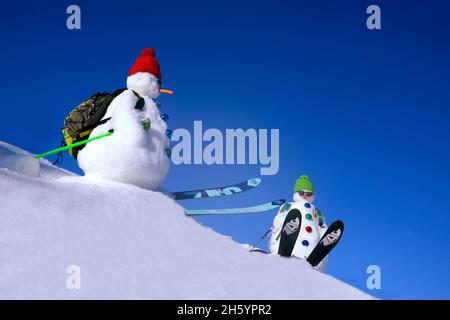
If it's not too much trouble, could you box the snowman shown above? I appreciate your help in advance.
[77,48,172,190]
[269,175,329,271]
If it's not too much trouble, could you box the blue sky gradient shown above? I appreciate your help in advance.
[1,0,449,299]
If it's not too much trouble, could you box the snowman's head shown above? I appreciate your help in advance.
[127,48,173,99]
[293,190,316,203]
[293,175,315,203]
[127,72,162,99]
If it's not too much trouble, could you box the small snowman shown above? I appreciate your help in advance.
[78,48,172,190]
[269,175,329,271]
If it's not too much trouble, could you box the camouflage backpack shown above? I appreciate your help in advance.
[62,89,144,158]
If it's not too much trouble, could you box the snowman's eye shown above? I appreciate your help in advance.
[150,76,163,88]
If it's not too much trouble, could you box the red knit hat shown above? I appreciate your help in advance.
[128,48,162,80]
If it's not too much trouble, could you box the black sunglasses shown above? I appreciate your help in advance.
[299,191,314,197]
[150,76,163,88]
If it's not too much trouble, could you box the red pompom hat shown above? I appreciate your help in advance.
[128,48,162,80]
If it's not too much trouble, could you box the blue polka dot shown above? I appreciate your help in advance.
[304,203,311,208]
[302,240,309,246]
[161,114,169,122]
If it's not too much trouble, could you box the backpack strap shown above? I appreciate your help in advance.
[81,117,112,133]
[132,90,145,110]
[315,208,325,227]
[279,202,291,213]
[111,88,126,98]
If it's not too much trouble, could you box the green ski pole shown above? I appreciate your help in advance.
[34,131,114,159]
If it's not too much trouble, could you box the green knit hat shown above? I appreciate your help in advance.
[294,175,314,193]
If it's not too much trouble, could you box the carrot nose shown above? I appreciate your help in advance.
[160,89,174,95]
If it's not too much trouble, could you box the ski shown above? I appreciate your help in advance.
[306,220,344,267]
[185,199,286,216]
[171,177,262,201]
[278,209,302,257]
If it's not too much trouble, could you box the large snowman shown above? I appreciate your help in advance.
[77,48,171,190]
[269,175,329,271]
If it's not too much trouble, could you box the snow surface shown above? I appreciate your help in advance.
[0,141,372,299]
[0,141,74,180]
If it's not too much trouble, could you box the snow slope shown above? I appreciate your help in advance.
[0,141,372,299]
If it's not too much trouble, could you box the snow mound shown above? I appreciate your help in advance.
[0,141,74,179]
[0,141,372,299]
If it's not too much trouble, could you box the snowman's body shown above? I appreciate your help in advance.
[269,197,329,271]
[77,72,170,190]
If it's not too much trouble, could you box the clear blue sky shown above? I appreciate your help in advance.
[1,0,449,299]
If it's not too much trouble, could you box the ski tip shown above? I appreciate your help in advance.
[336,220,345,233]
[331,220,345,229]
[271,199,286,206]
[247,177,262,187]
